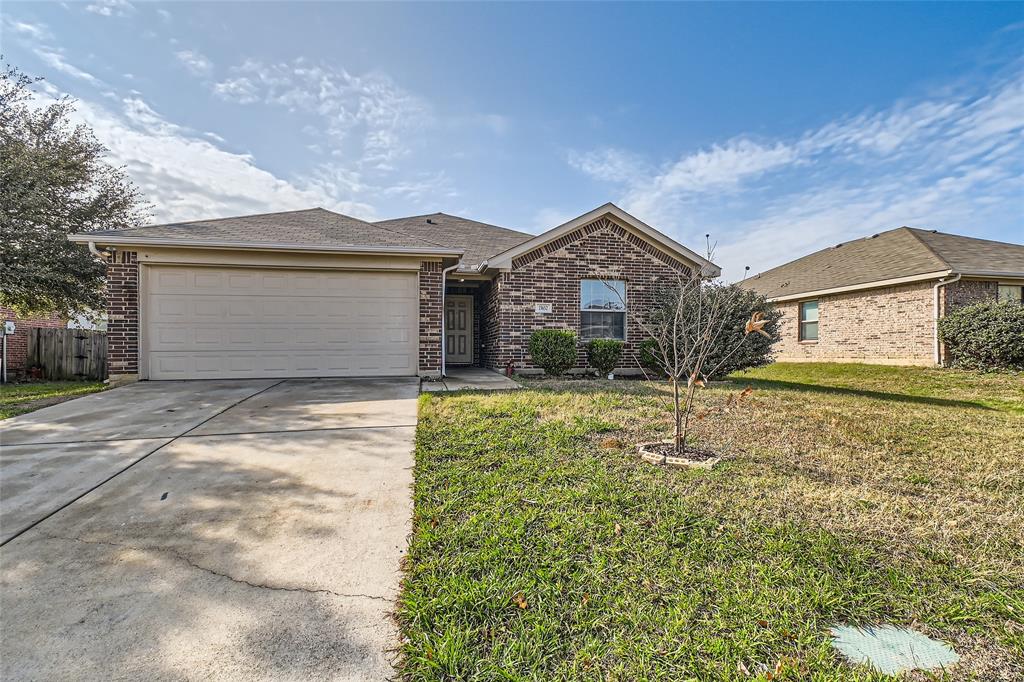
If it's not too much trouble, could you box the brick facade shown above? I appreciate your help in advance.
[771,278,1002,366]
[481,216,692,373]
[106,251,140,379]
[418,260,443,377]
[0,306,65,379]
[90,219,709,380]
[943,279,998,312]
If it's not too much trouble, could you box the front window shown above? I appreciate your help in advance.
[580,279,626,340]
[998,284,1023,304]
[799,300,819,341]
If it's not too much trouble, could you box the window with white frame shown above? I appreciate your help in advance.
[998,284,1023,304]
[799,300,819,341]
[580,279,626,340]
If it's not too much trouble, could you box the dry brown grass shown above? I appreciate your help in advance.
[404,363,1022,680]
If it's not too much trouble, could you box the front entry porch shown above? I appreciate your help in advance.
[444,278,490,370]
[421,366,521,393]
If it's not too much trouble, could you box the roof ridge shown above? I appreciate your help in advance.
[905,226,1024,250]
[375,212,532,238]
[899,226,953,270]
[137,207,333,231]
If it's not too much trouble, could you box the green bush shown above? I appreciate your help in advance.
[586,339,624,376]
[710,286,782,378]
[637,338,666,376]
[528,329,578,376]
[938,302,1024,371]
[637,285,781,379]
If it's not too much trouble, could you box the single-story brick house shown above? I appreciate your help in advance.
[69,203,717,382]
[741,227,1024,366]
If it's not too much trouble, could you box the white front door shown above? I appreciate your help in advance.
[445,295,473,365]
[143,265,418,379]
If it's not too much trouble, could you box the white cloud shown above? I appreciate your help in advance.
[567,148,647,183]
[174,50,213,77]
[156,8,172,22]
[6,19,49,40]
[63,92,375,223]
[212,76,259,104]
[35,48,103,86]
[211,59,428,172]
[3,17,104,87]
[568,65,1024,281]
[85,0,134,17]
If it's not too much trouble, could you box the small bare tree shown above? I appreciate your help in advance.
[634,272,768,454]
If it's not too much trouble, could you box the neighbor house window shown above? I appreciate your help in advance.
[998,284,1023,304]
[580,279,626,340]
[799,300,818,341]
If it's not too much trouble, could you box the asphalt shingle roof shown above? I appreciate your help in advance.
[83,208,455,251]
[373,212,532,267]
[84,208,535,264]
[742,227,1024,299]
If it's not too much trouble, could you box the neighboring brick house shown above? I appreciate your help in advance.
[70,203,716,382]
[741,227,1024,366]
[1,306,65,379]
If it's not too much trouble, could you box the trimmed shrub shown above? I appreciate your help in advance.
[637,338,666,376]
[938,302,1024,371]
[708,286,782,378]
[636,285,781,379]
[528,329,578,376]
[586,339,624,377]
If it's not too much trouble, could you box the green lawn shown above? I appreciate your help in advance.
[0,381,107,419]
[401,363,1023,681]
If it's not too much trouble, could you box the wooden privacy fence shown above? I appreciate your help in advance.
[27,328,108,380]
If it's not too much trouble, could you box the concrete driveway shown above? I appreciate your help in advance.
[0,378,418,680]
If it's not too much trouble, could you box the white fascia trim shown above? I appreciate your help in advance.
[766,270,953,302]
[486,202,721,276]
[69,234,463,258]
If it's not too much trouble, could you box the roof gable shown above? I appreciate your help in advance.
[486,203,720,275]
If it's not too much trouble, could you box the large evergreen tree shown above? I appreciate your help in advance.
[0,63,148,317]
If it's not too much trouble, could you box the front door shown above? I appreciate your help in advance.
[445,295,473,364]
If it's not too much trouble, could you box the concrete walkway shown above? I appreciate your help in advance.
[1,378,418,680]
[421,366,522,393]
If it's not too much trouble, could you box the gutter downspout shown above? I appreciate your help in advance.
[933,272,960,366]
[87,241,112,260]
[439,262,461,378]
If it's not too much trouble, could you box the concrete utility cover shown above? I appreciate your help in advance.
[831,624,959,675]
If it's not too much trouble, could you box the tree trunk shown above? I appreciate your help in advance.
[678,381,697,454]
[672,377,682,452]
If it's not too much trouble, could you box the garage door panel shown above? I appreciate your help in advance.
[145,266,418,379]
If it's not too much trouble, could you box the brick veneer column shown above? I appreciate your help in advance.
[106,251,140,381]
[418,260,443,377]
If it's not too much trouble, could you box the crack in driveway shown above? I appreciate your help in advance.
[44,533,395,603]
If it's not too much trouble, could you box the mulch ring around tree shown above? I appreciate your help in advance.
[637,441,722,469]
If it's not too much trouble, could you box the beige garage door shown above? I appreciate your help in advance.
[144,265,418,380]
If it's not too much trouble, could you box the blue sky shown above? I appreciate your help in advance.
[3,1,1022,278]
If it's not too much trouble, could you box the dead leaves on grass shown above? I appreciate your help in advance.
[696,385,754,421]
[745,311,771,338]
